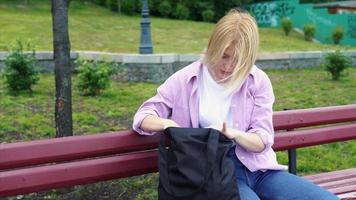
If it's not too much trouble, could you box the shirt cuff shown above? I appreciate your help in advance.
[132,109,159,136]
[247,128,273,153]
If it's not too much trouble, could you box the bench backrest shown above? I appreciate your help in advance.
[1,104,356,197]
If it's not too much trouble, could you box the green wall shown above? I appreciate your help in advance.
[247,0,356,46]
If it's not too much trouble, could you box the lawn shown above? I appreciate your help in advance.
[1,1,356,199]
[1,67,355,199]
[0,0,355,53]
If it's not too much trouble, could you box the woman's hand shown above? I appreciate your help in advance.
[210,122,265,153]
[209,122,240,139]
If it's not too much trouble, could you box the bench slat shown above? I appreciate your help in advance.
[338,191,356,199]
[305,168,356,183]
[273,104,356,130]
[329,185,356,195]
[304,169,356,196]
[273,124,356,151]
[2,123,355,170]
[0,150,158,197]
[318,177,356,189]
[0,131,160,170]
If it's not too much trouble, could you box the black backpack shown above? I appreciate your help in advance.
[158,127,240,200]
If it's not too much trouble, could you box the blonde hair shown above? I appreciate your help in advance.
[203,9,259,94]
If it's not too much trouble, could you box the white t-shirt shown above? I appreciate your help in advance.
[198,66,233,128]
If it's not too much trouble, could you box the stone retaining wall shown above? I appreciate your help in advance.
[0,51,355,82]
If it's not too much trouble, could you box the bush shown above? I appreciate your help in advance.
[94,0,106,6]
[76,60,116,96]
[106,0,118,12]
[121,0,138,15]
[3,40,39,93]
[332,26,344,45]
[281,18,293,36]
[135,0,143,13]
[148,0,162,16]
[158,1,172,18]
[322,50,352,80]
[202,9,215,22]
[303,24,316,41]
[174,3,190,20]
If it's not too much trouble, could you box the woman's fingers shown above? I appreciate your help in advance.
[222,122,227,133]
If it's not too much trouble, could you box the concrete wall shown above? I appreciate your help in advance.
[0,51,355,83]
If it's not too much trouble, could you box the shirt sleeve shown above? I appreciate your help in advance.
[247,72,275,153]
[132,76,176,135]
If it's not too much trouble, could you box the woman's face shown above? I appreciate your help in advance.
[210,44,235,82]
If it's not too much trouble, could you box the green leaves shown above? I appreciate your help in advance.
[281,18,293,36]
[76,59,117,96]
[3,40,39,93]
[322,50,352,80]
[332,26,344,45]
[303,23,316,42]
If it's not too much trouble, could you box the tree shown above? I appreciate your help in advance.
[51,0,73,137]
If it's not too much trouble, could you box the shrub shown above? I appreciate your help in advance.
[281,18,293,36]
[148,0,162,16]
[121,0,137,15]
[3,40,39,93]
[322,50,352,80]
[174,3,190,20]
[135,0,142,13]
[303,24,316,41]
[107,0,118,12]
[76,60,116,96]
[158,1,172,18]
[202,9,215,22]
[94,0,106,6]
[332,26,344,45]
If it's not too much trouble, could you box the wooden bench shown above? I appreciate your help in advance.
[1,104,356,199]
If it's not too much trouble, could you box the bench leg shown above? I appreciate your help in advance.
[288,149,297,175]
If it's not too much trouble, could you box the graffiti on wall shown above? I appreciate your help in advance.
[347,15,356,39]
[248,2,295,27]
[306,9,336,27]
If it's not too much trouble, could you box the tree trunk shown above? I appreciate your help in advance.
[51,0,73,137]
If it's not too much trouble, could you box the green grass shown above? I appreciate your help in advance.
[1,68,356,168]
[1,67,356,199]
[0,74,158,142]
[0,1,354,53]
[269,67,356,174]
[1,1,356,199]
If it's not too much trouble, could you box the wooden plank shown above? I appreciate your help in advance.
[329,185,356,195]
[305,168,356,184]
[318,177,356,189]
[0,131,160,170]
[305,168,356,196]
[273,124,356,151]
[2,123,355,170]
[0,150,159,197]
[273,104,356,130]
[338,191,356,200]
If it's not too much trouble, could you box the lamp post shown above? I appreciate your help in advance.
[139,0,153,54]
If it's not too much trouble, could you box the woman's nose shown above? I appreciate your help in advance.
[221,63,231,71]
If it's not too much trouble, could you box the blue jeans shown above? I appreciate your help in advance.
[228,148,339,200]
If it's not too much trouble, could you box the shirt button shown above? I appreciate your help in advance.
[235,123,239,127]
[231,104,236,108]
[241,156,245,160]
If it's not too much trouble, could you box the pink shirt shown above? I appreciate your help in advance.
[133,60,286,172]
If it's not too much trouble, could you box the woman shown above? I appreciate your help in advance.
[133,9,338,200]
